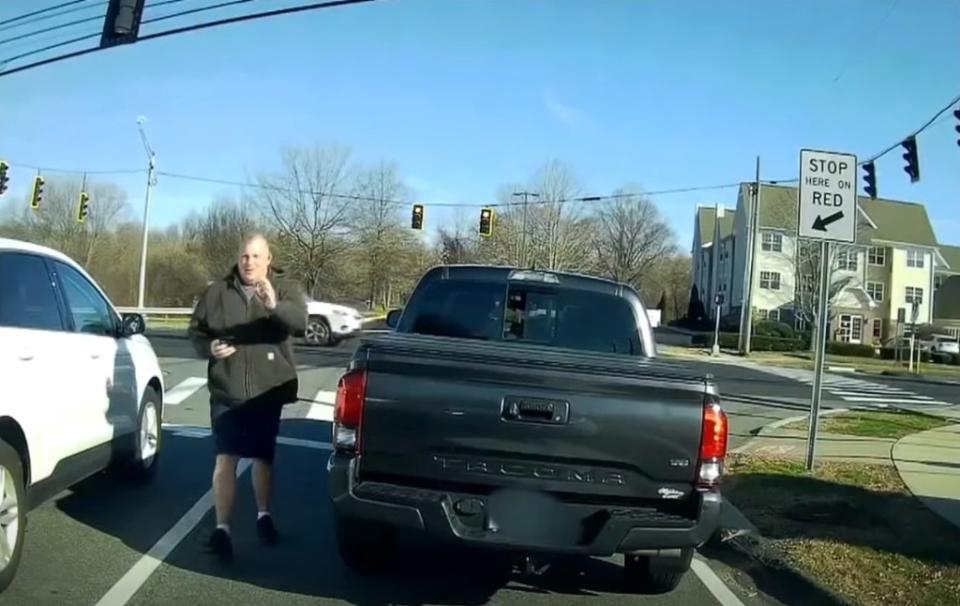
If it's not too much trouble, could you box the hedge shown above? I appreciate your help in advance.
[825,342,876,357]
[753,320,796,339]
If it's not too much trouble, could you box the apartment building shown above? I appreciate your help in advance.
[933,245,960,339]
[691,183,949,344]
[690,204,735,316]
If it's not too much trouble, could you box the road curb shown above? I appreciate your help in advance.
[718,533,855,606]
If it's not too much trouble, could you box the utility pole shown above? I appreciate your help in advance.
[512,191,539,267]
[739,157,761,354]
[136,116,157,310]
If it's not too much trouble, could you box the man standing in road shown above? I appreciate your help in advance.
[188,232,307,559]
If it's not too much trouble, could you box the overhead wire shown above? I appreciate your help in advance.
[0,0,100,27]
[0,0,382,77]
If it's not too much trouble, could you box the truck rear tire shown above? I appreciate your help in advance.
[334,514,395,573]
[624,547,693,593]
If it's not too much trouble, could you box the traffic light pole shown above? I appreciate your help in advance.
[739,157,761,354]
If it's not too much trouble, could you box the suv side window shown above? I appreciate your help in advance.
[54,262,117,337]
[0,252,64,331]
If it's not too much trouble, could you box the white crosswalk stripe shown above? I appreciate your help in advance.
[756,366,951,407]
[306,389,336,422]
[163,377,207,405]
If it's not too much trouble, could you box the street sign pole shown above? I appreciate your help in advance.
[712,294,723,356]
[806,240,831,470]
[797,148,857,471]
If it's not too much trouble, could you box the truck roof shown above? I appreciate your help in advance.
[426,264,634,298]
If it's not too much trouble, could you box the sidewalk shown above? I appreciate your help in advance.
[735,412,960,532]
[892,423,960,531]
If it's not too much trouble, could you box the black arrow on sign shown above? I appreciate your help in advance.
[812,210,844,232]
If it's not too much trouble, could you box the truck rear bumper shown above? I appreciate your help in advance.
[328,454,721,557]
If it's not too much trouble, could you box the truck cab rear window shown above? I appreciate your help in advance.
[399,279,643,356]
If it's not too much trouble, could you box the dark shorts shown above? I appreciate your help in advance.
[211,382,297,463]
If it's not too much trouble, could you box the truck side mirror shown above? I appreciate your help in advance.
[386,309,402,329]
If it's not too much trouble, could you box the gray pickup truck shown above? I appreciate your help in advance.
[327,265,727,592]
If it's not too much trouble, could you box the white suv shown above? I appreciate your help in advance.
[0,238,164,592]
[303,299,363,346]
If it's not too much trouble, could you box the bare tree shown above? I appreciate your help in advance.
[352,161,411,307]
[525,161,594,271]
[250,146,355,298]
[182,195,256,277]
[593,189,676,286]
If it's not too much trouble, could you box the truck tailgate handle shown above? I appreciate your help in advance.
[502,397,569,425]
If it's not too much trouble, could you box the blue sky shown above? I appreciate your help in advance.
[1,0,959,249]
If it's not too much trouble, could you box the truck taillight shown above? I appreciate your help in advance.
[697,394,728,488]
[333,370,366,453]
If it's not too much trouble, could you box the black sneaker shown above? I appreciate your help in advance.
[206,528,234,560]
[257,515,280,546]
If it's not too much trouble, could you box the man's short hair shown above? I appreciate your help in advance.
[240,231,271,253]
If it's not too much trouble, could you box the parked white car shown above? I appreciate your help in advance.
[0,238,164,592]
[302,299,364,346]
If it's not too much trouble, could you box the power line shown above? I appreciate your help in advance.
[0,1,106,35]
[0,0,99,28]
[7,161,145,176]
[0,31,101,66]
[862,91,960,164]
[156,170,744,208]
[143,0,258,27]
[0,13,104,47]
[0,0,383,77]
[136,0,381,43]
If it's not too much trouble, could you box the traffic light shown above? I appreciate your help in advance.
[77,192,90,223]
[100,0,146,48]
[411,204,424,230]
[30,176,44,209]
[954,106,960,146]
[901,135,920,183]
[478,208,494,237]
[0,161,8,196]
[861,161,877,199]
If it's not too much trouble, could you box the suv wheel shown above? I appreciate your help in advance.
[0,440,25,592]
[116,387,162,483]
[304,317,333,347]
[624,547,693,593]
[334,513,395,573]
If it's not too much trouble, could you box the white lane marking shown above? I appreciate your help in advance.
[94,459,252,606]
[691,556,746,606]
[307,389,336,421]
[162,424,333,451]
[839,396,949,404]
[278,436,332,450]
[831,390,926,398]
[163,377,207,405]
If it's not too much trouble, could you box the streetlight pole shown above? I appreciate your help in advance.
[136,117,157,310]
[512,191,539,267]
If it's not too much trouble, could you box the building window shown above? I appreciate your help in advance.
[795,316,808,332]
[760,271,781,290]
[907,249,925,268]
[946,327,960,341]
[873,319,882,339]
[868,247,886,266]
[905,286,924,305]
[767,309,780,322]
[799,274,815,293]
[866,281,885,303]
[761,232,783,252]
[836,250,858,271]
[838,314,863,343]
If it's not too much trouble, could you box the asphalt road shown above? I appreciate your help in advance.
[6,331,871,606]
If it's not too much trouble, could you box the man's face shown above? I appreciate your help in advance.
[238,237,271,284]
